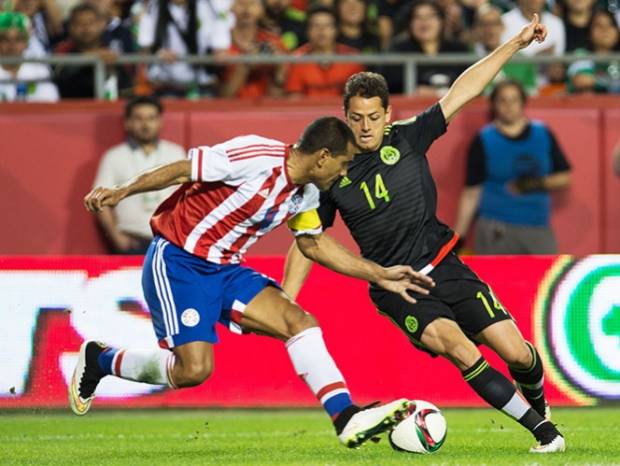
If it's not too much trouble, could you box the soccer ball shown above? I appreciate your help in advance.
[388,400,447,454]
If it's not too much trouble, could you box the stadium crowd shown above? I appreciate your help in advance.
[0,0,619,100]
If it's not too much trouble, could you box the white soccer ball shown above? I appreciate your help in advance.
[388,400,447,454]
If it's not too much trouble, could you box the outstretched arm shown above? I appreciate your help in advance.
[439,14,547,123]
[84,160,191,213]
[295,233,435,304]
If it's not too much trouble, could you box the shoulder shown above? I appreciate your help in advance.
[220,134,286,150]
[102,142,132,160]
[542,12,565,28]
[293,43,312,56]
[18,63,51,80]
[159,140,186,156]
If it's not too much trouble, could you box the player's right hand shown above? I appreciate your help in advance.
[377,265,435,305]
[83,187,124,213]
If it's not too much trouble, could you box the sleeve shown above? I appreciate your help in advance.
[548,129,571,173]
[316,191,337,229]
[93,150,120,188]
[287,185,323,236]
[392,103,447,155]
[465,134,486,186]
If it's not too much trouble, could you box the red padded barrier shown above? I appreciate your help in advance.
[603,109,620,253]
[0,97,616,254]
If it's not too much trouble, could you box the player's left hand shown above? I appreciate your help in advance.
[84,186,125,213]
[376,265,435,305]
[516,13,547,49]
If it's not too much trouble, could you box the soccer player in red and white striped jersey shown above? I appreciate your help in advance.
[74,117,434,448]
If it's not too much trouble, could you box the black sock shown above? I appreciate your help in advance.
[509,341,546,418]
[463,357,553,438]
[333,405,360,434]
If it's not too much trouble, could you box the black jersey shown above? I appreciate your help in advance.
[318,103,457,271]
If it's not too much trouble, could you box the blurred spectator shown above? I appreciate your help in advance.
[84,0,134,55]
[54,4,123,98]
[14,0,64,56]
[561,0,596,52]
[285,6,364,96]
[382,0,468,95]
[92,96,185,255]
[568,9,620,93]
[0,11,59,101]
[261,0,307,50]
[437,0,467,43]
[137,0,233,97]
[502,0,566,55]
[220,0,287,97]
[473,4,538,93]
[613,139,620,176]
[454,80,572,254]
[376,0,407,50]
[335,0,380,52]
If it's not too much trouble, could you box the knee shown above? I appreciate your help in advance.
[504,343,533,369]
[422,323,480,370]
[285,308,319,338]
[176,360,214,388]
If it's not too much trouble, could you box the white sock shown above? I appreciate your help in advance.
[286,327,352,417]
[110,349,176,388]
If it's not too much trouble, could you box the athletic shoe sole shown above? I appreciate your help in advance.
[340,399,411,448]
[530,435,566,453]
[68,341,94,416]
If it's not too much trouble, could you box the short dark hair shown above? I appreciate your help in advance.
[68,3,102,24]
[124,96,163,119]
[408,0,445,23]
[298,117,356,155]
[343,72,390,112]
[489,79,527,106]
[306,5,337,28]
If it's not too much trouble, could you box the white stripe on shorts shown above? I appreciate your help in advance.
[152,239,171,337]
[154,239,178,335]
[158,240,179,334]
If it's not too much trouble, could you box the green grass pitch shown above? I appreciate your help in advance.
[1,408,618,465]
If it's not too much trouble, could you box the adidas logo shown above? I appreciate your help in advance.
[339,176,352,188]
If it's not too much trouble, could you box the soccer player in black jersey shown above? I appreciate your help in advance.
[283,14,565,453]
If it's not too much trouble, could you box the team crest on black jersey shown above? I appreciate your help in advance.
[288,193,303,214]
[380,146,400,165]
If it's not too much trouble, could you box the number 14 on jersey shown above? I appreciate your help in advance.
[360,173,390,210]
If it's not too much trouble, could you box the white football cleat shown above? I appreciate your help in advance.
[338,398,411,448]
[69,341,107,416]
[530,434,566,453]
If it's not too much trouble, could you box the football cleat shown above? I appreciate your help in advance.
[530,434,566,453]
[338,398,411,448]
[69,341,107,416]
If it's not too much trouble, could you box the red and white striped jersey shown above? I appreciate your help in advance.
[150,135,321,264]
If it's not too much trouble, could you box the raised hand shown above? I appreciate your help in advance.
[516,13,548,49]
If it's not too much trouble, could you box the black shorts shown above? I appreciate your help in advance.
[369,251,513,355]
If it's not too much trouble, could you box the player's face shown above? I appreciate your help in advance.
[493,85,525,125]
[313,144,355,191]
[345,96,392,152]
[125,105,162,145]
